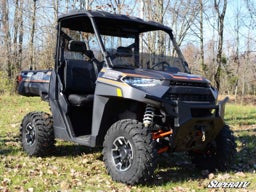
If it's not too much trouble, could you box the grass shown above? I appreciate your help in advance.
[225,104,256,127]
[0,95,255,191]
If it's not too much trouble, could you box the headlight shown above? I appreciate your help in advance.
[123,77,162,87]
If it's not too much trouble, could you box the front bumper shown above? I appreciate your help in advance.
[164,97,229,152]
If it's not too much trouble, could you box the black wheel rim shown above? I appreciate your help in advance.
[25,123,35,145]
[111,136,133,172]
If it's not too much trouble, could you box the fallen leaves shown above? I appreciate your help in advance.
[235,171,246,178]
[208,173,215,180]
[172,186,190,192]
[1,178,11,187]
[60,181,71,191]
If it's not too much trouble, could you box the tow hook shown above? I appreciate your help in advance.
[201,127,206,142]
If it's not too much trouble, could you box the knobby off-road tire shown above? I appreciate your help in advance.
[103,119,156,185]
[20,112,55,156]
[190,125,236,171]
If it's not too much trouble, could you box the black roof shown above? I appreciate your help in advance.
[58,10,172,36]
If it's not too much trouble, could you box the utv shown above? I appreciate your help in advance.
[20,10,236,185]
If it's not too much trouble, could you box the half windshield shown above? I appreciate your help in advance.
[100,30,187,73]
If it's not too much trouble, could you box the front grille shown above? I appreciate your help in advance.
[169,80,210,88]
[163,80,215,102]
[164,92,215,102]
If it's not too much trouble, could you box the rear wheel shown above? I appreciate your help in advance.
[20,112,55,156]
[103,119,156,185]
[190,125,236,171]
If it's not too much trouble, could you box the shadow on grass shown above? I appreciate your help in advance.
[143,153,203,186]
[53,144,101,157]
[50,144,204,187]
[232,127,256,172]
[0,133,21,155]
[0,133,102,157]
[0,147,21,155]
[142,127,256,186]
[225,116,256,124]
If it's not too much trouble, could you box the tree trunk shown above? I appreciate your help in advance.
[156,0,164,55]
[199,0,207,76]
[53,0,59,22]
[13,0,19,69]
[18,0,24,72]
[13,0,23,73]
[1,0,12,79]
[214,0,227,90]
[29,0,37,70]
[234,5,240,100]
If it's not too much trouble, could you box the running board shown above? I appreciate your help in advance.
[72,135,93,146]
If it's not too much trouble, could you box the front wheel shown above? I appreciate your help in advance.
[20,112,55,156]
[103,119,156,185]
[189,125,237,171]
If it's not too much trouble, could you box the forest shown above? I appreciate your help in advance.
[1,0,256,95]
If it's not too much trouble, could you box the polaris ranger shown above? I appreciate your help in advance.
[20,10,236,185]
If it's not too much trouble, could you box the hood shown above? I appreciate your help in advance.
[116,68,209,84]
[98,67,214,100]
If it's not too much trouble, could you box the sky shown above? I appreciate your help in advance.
[2,0,255,54]
[223,0,256,53]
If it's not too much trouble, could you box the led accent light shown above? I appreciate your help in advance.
[123,77,162,87]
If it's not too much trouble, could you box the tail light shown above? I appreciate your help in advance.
[17,75,22,83]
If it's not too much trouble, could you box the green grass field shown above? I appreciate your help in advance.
[0,95,255,191]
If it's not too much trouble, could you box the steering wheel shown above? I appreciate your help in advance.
[151,61,171,71]
[151,61,180,73]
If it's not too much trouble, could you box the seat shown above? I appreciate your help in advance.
[116,46,133,57]
[112,46,133,66]
[64,59,96,107]
[63,40,97,107]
